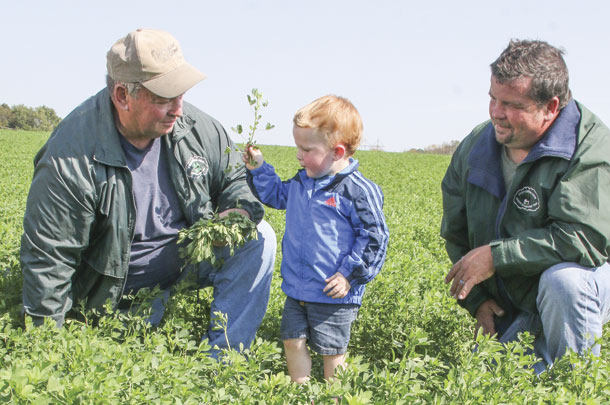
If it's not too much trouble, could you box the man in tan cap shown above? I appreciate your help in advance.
[20,29,276,356]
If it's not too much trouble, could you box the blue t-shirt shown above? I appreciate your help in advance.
[119,135,187,294]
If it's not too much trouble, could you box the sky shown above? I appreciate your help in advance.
[2,1,609,152]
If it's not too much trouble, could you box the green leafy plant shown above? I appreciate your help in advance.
[8,132,610,403]
[226,88,275,168]
[212,310,231,351]
[231,88,275,148]
[177,211,258,268]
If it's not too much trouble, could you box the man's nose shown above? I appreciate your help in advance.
[489,100,505,119]
[169,96,183,116]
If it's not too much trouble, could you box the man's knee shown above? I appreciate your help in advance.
[537,262,589,309]
[257,219,277,260]
[231,219,276,285]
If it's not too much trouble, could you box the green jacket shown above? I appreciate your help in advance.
[441,100,610,317]
[21,89,264,326]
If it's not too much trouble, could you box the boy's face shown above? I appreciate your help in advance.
[293,126,337,178]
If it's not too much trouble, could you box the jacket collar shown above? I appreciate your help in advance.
[467,99,580,199]
[523,99,580,162]
[92,89,126,167]
[169,102,196,142]
[93,89,196,167]
[297,158,360,190]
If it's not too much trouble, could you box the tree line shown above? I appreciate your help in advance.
[0,105,461,155]
[407,140,460,155]
[0,103,61,131]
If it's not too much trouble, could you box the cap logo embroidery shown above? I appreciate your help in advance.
[151,43,180,63]
[186,155,209,178]
[324,196,337,207]
[514,186,540,212]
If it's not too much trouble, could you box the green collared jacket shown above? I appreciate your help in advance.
[21,89,264,326]
[441,100,610,317]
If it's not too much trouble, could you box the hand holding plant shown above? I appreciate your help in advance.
[230,88,274,167]
[177,211,258,269]
[242,145,264,170]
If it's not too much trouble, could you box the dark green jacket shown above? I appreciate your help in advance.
[441,100,610,316]
[21,89,264,326]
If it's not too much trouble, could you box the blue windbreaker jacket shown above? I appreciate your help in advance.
[248,159,389,305]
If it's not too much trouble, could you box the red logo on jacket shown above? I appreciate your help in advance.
[324,196,337,207]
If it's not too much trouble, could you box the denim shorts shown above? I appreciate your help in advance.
[280,296,359,355]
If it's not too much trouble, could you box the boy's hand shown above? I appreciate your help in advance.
[242,145,264,170]
[323,272,351,299]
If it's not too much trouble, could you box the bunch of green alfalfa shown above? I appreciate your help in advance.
[177,212,258,268]
[179,88,274,268]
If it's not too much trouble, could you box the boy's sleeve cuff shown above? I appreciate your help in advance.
[249,161,268,175]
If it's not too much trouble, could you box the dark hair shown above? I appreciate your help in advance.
[491,39,571,108]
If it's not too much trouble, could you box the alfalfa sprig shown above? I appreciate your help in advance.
[177,211,258,268]
[225,88,274,168]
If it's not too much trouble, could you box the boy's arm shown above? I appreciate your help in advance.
[337,184,389,286]
[245,161,293,210]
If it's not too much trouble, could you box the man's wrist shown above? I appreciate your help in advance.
[489,239,508,276]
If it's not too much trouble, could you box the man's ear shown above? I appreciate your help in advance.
[333,143,347,160]
[112,84,130,111]
[544,96,560,120]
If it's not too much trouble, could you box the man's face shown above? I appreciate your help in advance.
[488,75,552,154]
[120,86,183,140]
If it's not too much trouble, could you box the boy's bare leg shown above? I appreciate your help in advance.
[323,353,346,380]
[284,338,311,383]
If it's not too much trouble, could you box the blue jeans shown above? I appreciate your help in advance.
[146,220,276,355]
[280,296,359,355]
[497,262,610,374]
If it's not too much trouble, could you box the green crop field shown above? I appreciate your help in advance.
[1,129,610,404]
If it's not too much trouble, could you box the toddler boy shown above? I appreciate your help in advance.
[243,95,389,382]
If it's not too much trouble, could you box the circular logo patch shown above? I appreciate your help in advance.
[513,186,540,212]
[186,155,209,178]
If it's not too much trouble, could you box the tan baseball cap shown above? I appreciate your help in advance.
[106,28,206,98]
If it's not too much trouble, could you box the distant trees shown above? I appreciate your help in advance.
[0,103,61,131]
[408,140,460,155]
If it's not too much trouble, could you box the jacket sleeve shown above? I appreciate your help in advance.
[20,147,96,327]
[492,141,610,277]
[212,122,265,223]
[246,161,293,210]
[337,183,389,287]
[441,141,491,317]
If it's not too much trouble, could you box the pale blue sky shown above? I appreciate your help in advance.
[3,1,609,151]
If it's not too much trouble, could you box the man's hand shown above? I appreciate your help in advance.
[474,299,505,338]
[323,272,351,299]
[213,208,251,246]
[242,145,264,170]
[217,208,250,220]
[445,244,495,300]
